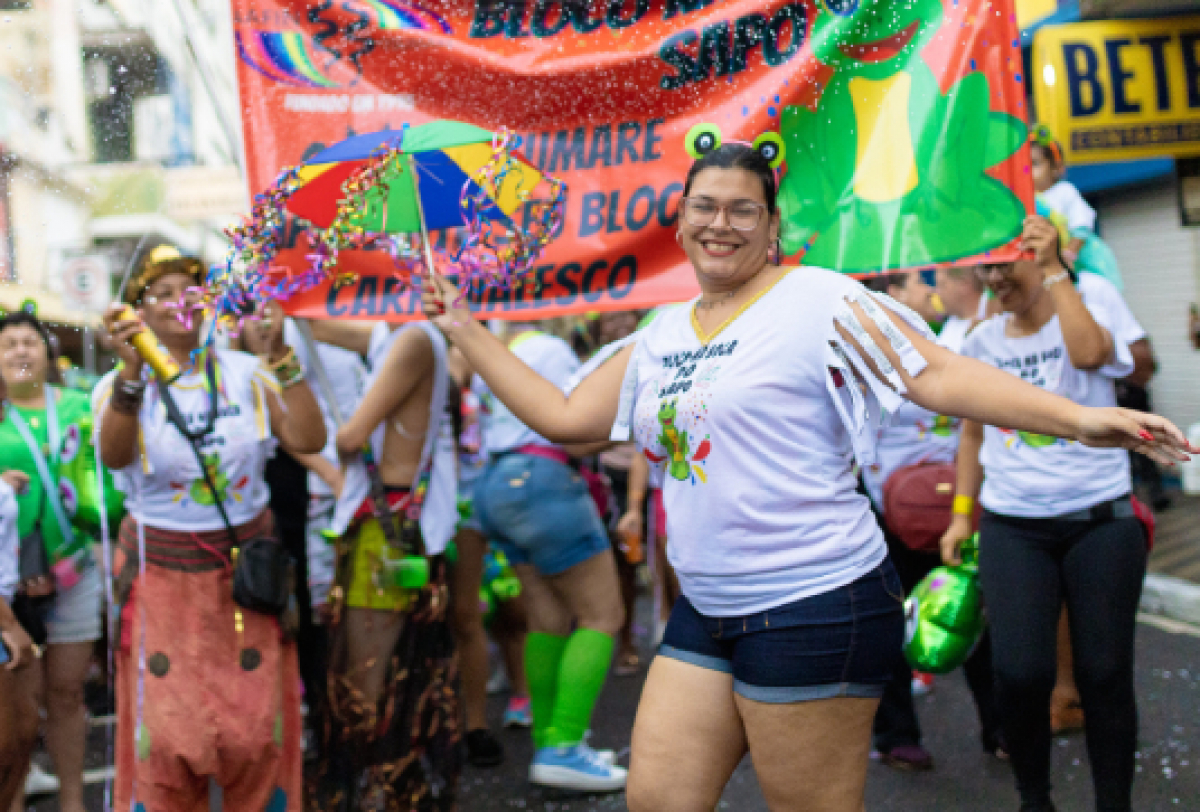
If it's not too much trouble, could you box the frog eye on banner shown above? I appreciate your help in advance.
[820,0,860,16]
[685,123,722,159]
[752,132,786,169]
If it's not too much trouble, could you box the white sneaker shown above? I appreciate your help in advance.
[24,763,60,796]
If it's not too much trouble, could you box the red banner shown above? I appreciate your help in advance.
[232,0,1032,321]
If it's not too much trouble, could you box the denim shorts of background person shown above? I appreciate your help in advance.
[474,452,610,576]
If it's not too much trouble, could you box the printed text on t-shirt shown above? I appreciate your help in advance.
[993,347,1062,388]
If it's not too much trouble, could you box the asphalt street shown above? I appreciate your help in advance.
[29,614,1200,811]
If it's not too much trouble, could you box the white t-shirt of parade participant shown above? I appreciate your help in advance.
[582,268,936,617]
[0,479,17,601]
[93,349,280,533]
[1042,180,1097,232]
[862,324,967,509]
[963,284,1136,519]
[286,320,367,498]
[938,314,974,356]
[475,331,580,456]
[1077,272,1146,347]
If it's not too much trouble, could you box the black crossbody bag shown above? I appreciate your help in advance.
[155,358,294,616]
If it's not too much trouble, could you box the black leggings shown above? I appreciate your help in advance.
[979,510,1146,812]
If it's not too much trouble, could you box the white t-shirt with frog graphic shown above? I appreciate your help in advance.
[962,283,1138,518]
[93,349,280,532]
[586,268,936,617]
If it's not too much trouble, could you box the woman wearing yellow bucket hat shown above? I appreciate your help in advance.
[96,245,325,812]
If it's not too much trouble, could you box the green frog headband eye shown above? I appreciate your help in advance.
[684,124,786,170]
[685,123,723,158]
[1029,123,1063,165]
[752,132,786,169]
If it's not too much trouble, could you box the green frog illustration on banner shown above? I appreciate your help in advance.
[778,0,1027,270]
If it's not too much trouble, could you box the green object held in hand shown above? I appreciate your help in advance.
[380,555,430,590]
[903,534,985,674]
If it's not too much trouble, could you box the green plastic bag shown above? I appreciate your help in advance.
[904,534,985,674]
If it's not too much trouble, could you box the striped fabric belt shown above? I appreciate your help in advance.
[117,509,276,574]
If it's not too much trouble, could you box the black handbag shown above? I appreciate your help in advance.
[156,358,295,617]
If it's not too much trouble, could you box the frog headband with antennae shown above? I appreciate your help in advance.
[1029,123,1064,166]
[684,123,786,170]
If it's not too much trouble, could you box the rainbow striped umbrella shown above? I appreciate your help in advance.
[285,121,544,234]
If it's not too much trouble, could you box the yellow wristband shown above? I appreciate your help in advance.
[952,495,975,516]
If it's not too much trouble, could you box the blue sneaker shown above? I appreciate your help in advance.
[529,743,627,792]
[503,697,533,728]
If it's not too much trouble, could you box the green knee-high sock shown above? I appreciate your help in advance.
[546,628,615,748]
[525,632,569,749]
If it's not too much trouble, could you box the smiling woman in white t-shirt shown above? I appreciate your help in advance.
[941,217,1151,812]
[421,141,1190,812]
[97,251,325,812]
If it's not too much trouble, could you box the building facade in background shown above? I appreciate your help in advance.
[0,0,246,370]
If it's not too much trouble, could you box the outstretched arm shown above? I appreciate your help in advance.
[840,302,1190,465]
[422,275,631,444]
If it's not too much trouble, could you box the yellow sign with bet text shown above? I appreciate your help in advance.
[1034,17,1200,164]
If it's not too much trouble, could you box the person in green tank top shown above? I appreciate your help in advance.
[0,310,118,812]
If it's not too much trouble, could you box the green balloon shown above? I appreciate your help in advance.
[904,534,985,674]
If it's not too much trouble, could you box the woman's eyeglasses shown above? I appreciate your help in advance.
[680,197,766,232]
[143,287,205,307]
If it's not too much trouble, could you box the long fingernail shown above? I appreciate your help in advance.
[1139,430,1154,441]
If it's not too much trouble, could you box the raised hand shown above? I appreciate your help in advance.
[420,273,473,337]
[102,304,147,379]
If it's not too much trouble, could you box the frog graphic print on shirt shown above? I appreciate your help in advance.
[636,340,735,485]
[169,450,251,507]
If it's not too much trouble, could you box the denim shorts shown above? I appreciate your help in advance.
[473,453,610,577]
[659,562,905,703]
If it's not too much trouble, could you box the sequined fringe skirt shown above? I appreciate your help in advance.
[310,521,461,812]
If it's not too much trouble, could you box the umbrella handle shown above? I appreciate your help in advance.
[408,154,440,278]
